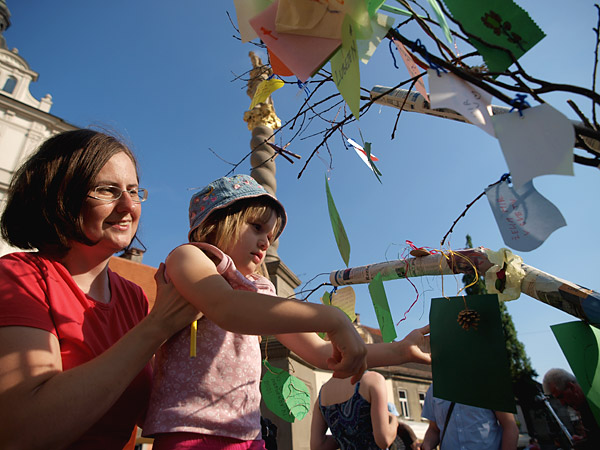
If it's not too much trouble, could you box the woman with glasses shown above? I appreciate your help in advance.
[0,129,201,449]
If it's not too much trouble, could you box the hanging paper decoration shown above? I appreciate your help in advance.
[483,247,526,302]
[250,1,341,83]
[368,273,397,343]
[325,174,351,267]
[392,40,429,101]
[357,12,395,64]
[275,0,345,39]
[442,0,545,73]
[268,47,294,76]
[430,294,516,413]
[249,78,285,109]
[428,69,495,136]
[485,178,566,252]
[261,360,311,422]
[551,321,600,428]
[331,14,361,120]
[330,286,357,322]
[492,103,574,189]
[233,0,274,42]
[347,138,380,172]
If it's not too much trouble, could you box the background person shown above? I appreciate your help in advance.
[419,384,519,450]
[311,371,398,450]
[0,129,201,449]
[543,368,600,448]
[388,402,420,450]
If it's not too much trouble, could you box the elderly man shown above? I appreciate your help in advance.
[543,368,600,449]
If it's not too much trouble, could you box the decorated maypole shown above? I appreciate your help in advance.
[243,51,299,298]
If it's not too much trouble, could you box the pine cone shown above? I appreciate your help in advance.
[457,309,480,331]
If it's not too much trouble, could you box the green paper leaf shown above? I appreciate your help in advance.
[551,321,600,428]
[429,294,516,413]
[331,15,361,120]
[368,273,397,343]
[261,360,311,423]
[368,0,387,16]
[364,142,382,183]
[442,0,545,73]
[325,174,351,267]
[427,0,452,45]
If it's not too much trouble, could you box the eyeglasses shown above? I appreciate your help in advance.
[88,185,148,203]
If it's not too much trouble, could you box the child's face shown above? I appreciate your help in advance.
[228,209,278,276]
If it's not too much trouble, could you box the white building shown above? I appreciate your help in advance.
[0,0,77,256]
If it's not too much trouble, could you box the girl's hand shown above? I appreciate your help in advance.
[325,312,368,383]
[147,263,203,341]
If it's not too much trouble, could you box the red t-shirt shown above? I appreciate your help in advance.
[0,252,152,449]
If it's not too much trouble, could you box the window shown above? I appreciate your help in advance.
[398,389,410,418]
[2,76,16,94]
[419,391,426,412]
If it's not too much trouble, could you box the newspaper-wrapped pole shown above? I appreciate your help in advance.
[329,248,600,326]
[369,86,600,152]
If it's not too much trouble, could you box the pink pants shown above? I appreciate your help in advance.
[151,432,267,450]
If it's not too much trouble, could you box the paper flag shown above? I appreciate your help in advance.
[261,359,311,422]
[275,0,345,40]
[393,40,429,101]
[325,174,350,267]
[430,294,516,413]
[492,103,574,190]
[268,47,294,76]
[428,69,495,136]
[357,12,395,64]
[250,78,285,109]
[427,0,452,44]
[442,0,545,73]
[250,1,341,83]
[551,321,600,428]
[368,0,387,17]
[347,138,379,170]
[368,273,397,343]
[331,286,357,323]
[485,178,566,252]
[331,14,361,120]
[233,0,274,42]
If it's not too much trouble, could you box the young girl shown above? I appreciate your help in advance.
[143,174,430,450]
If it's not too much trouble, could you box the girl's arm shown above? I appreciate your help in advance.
[0,265,200,450]
[166,245,367,379]
[310,399,340,450]
[275,325,431,373]
[364,371,399,449]
[495,411,519,450]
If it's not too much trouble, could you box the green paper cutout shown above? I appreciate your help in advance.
[325,174,350,267]
[261,360,311,423]
[368,0,386,17]
[322,290,331,306]
[379,4,423,18]
[368,273,397,343]
[364,142,382,183]
[551,321,600,427]
[427,0,452,45]
[430,294,516,413]
[443,0,545,73]
[331,15,361,120]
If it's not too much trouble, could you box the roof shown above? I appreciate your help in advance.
[108,256,157,308]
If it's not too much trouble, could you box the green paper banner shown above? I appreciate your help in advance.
[551,321,600,428]
[430,294,516,413]
[368,273,397,343]
[443,0,545,73]
[325,174,351,267]
[261,360,311,423]
[331,14,361,120]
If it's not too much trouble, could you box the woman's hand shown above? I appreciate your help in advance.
[147,263,202,342]
[401,324,431,365]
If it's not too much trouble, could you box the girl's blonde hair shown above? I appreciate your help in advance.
[189,197,284,276]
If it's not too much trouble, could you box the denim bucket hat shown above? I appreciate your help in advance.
[188,174,287,240]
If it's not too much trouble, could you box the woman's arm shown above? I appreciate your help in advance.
[495,411,519,450]
[166,245,367,379]
[310,399,340,450]
[420,421,441,450]
[364,371,398,449]
[0,265,200,450]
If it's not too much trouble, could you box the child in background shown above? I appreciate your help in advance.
[143,174,431,450]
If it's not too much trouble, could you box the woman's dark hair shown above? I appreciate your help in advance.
[1,129,138,256]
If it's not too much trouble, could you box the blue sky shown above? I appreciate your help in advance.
[5,1,600,383]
